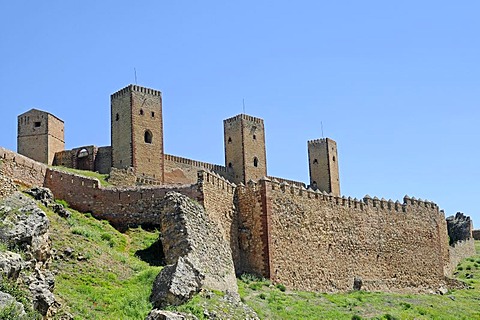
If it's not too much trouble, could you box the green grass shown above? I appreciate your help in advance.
[51,166,111,187]
[45,206,161,319]
[235,241,480,320]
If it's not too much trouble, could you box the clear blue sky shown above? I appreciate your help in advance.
[1,1,479,226]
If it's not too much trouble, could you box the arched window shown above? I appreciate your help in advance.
[144,130,153,144]
[313,159,318,164]
[140,109,144,115]
[228,137,232,143]
[332,156,336,162]
[253,157,259,167]
[115,113,119,121]
[228,162,233,168]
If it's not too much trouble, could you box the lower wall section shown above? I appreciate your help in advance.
[44,168,202,228]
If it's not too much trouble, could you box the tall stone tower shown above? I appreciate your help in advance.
[111,85,164,182]
[17,109,65,165]
[308,138,340,196]
[224,114,267,185]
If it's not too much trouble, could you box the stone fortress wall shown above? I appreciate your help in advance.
[237,178,451,292]
[8,83,477,294]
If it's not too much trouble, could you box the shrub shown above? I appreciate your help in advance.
[352,315,362,320]
[276,284,286,292]
[466,265,472,271]
[458,266,464,271]
[259,293,267,300]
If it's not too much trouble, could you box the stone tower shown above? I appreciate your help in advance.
[17,109,65,165]
[224,114,267,185]
[308,138,340,196]
[111,85,164,182]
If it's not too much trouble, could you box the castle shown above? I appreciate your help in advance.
[9,84,475,293]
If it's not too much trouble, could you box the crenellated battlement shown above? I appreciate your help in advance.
[197,169,236,194]
[111,84,162,99]
[307,138,328,145]
[223,114,264,125]
[238,177,440,215]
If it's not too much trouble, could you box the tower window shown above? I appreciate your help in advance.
[332,156,336,162]
[144,130,153,144]
[34,122,41,128]
[228,137,232,143]
[140,109,144,115]
[313,159,318,164]
[151,111,155,118]
[228,162,233,168]
[115,113,119,121]
[253,157,259,167]
[253,134,256,140]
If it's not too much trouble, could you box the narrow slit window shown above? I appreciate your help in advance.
[253,157,259,167]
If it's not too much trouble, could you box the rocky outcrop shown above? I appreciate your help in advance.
[0,291,26,318]
[446,212,473,245]
[0,189,62,317]
[146,309,198,320]
[150,192,238,309]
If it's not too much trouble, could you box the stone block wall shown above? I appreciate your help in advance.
[237,179,451,293]
[94,146,112,174]
[164,154,233,185]
[0,147,47,187]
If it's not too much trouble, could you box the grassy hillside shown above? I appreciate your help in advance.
[45,203,161,319]
[44,199,480,320]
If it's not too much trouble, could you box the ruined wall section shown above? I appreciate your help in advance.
[94,146,112,174]
[164,154,233,185]
[445,239,476,275]
[44,168,201,229]
[0,147,47,187]
[197,170,240,269]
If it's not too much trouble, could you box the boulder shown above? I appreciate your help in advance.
[0,251,23,280]
[151,256,204,308]
[0,291,26,318]
[146,309,198,320]
[25,187,55,207]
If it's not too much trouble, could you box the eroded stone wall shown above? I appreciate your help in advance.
[444,239,476,275]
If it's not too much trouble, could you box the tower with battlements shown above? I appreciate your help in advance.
[17,109,65,165]
[111,85,164,182]
[308,138,340,196]
[224,114,267,185]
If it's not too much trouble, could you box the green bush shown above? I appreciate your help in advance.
[276,284,286,292]
[352,315,362,320]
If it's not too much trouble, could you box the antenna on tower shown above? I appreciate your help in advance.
[321,121,324,138]
[134,68,138,84]
[243,98,246,114]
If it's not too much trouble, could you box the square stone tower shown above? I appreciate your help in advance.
[224,114,267,185]
[308,138,340,196]
[17,109,65,165]
[111,85,164,182]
